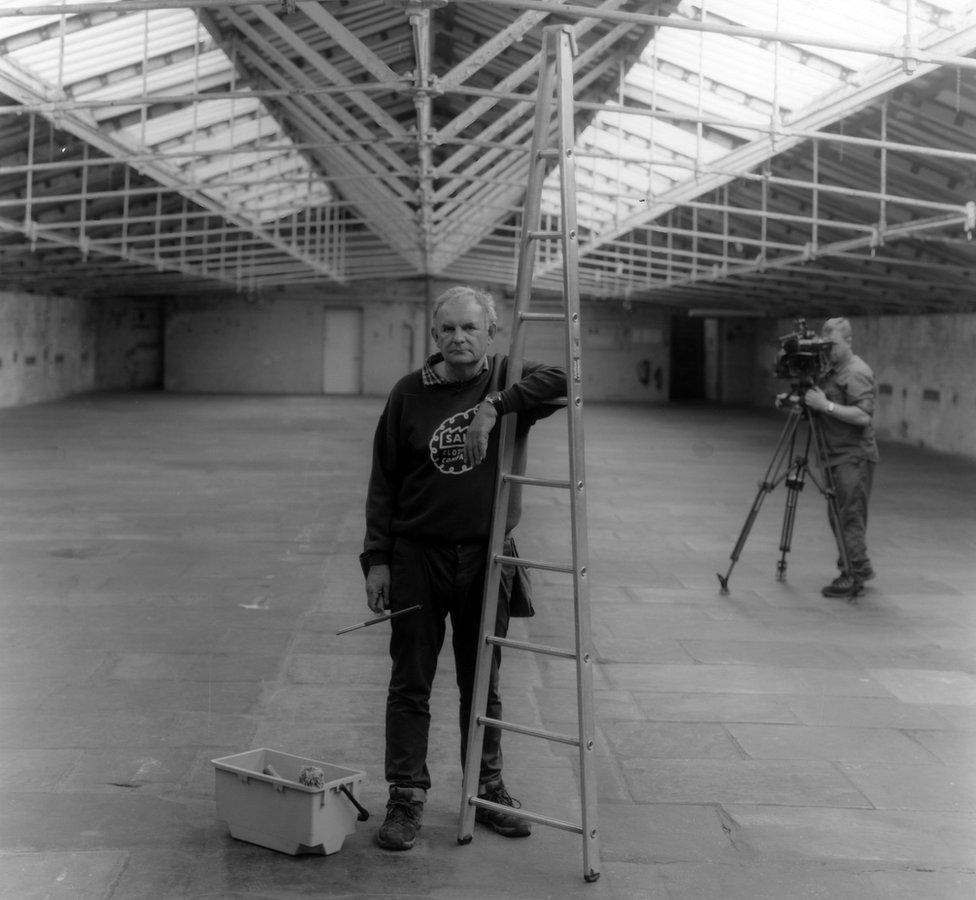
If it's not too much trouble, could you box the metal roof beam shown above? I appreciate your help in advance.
[298,1,401,85]
[427,15,640,268]
[0,60,345,282]
[221,15,414,186]
[434,0,631,153]
[245,3,407,140]
[555,19,976,274]
[458,0,976,70]
[0,211,332,292]
[437,6,555,89]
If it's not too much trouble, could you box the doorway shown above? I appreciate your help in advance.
[669,315,705,400]
[323,308,363,394]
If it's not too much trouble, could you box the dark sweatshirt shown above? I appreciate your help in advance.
[363,354,566,567]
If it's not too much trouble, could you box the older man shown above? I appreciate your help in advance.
[362,285,566,851]
[804,317,879,598]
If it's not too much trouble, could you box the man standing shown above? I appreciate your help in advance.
[362,285,566,851]
[804,317,879,598]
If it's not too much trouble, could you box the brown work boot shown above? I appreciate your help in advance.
[475,779,531,838]
[375,786,424,851]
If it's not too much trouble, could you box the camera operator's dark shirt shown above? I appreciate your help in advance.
[818,354,880,467]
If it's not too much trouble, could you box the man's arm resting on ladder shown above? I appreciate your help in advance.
[464,361,568,466]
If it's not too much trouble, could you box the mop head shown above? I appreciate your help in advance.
[298,765,326,789]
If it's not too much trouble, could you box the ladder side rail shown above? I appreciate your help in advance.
[455,416,518,845]
[456,36,559,845]
[507,42,561,390]
[557,29,600,881]
[554,25,601,884]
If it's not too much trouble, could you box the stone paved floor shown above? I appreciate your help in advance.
[0,393,973,899]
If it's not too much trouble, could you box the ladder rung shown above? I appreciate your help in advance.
[519,311,565,323]
[479,715,580,747]
[487,634,577,659]
[527,230,564,241]
[503,473,571,489]
[494,553,573,574]
[468,796,583,835]
[537,148,560,161]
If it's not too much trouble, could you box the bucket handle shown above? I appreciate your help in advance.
[339,783,370,821]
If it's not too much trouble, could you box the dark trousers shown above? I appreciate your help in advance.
[827,458,875,578]
[385,537,511,792]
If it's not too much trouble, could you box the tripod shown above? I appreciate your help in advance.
[716,394,855,598]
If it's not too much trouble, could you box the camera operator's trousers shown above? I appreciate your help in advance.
[384,537,512,793]
[826,458,875,578]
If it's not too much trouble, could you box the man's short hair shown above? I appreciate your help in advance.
[822,317,852,342]
[432,285,497,328]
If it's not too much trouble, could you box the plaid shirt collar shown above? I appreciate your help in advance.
[422,352,489,386]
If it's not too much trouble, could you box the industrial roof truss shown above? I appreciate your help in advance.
[0,0,974,315]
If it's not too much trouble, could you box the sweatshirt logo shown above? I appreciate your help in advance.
[430,406,479,475]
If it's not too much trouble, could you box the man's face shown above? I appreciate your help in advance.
[431,296,494,368]
[820,324,848,366]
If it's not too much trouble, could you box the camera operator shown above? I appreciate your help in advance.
[803,317,879,598]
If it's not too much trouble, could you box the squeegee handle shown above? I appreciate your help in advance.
[339,784,370,821]
[335,604,422,635]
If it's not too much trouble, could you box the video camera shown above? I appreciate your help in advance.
[774,318,831,383]
[774,317,831,409]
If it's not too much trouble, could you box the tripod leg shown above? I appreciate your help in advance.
[717,409,800,594]
[776,427,813,581]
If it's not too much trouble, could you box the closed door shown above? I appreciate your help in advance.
[323,308,362,394]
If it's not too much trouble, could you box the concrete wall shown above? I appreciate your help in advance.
[165,282,427,396]
[165,296,325,393]
[0,291,95,406]
[0,291,163,408]
[360,299,427,396]
[4,285,970,460]
[749,313,976,459]
[515,301,670,402]
[164,284,671,403]
[94,298,163,391]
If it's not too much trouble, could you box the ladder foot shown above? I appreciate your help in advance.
[457,835,472,846]
[716,573,729,594]
[585,870,601,883]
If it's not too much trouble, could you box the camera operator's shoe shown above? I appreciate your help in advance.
[376,786,424,851]
[821,573,864,599]
[476,779,532,837]
[831,566,875,584]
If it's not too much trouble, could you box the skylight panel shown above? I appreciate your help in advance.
[557,0,975,232]
[626,63,772,128]
[3,9,199,88]
[0,0,333,225]
[86,52,230,115]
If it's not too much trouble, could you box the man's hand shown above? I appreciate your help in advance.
[365,564,390,614]
[804,386,829,412]
[464,401,498,468]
